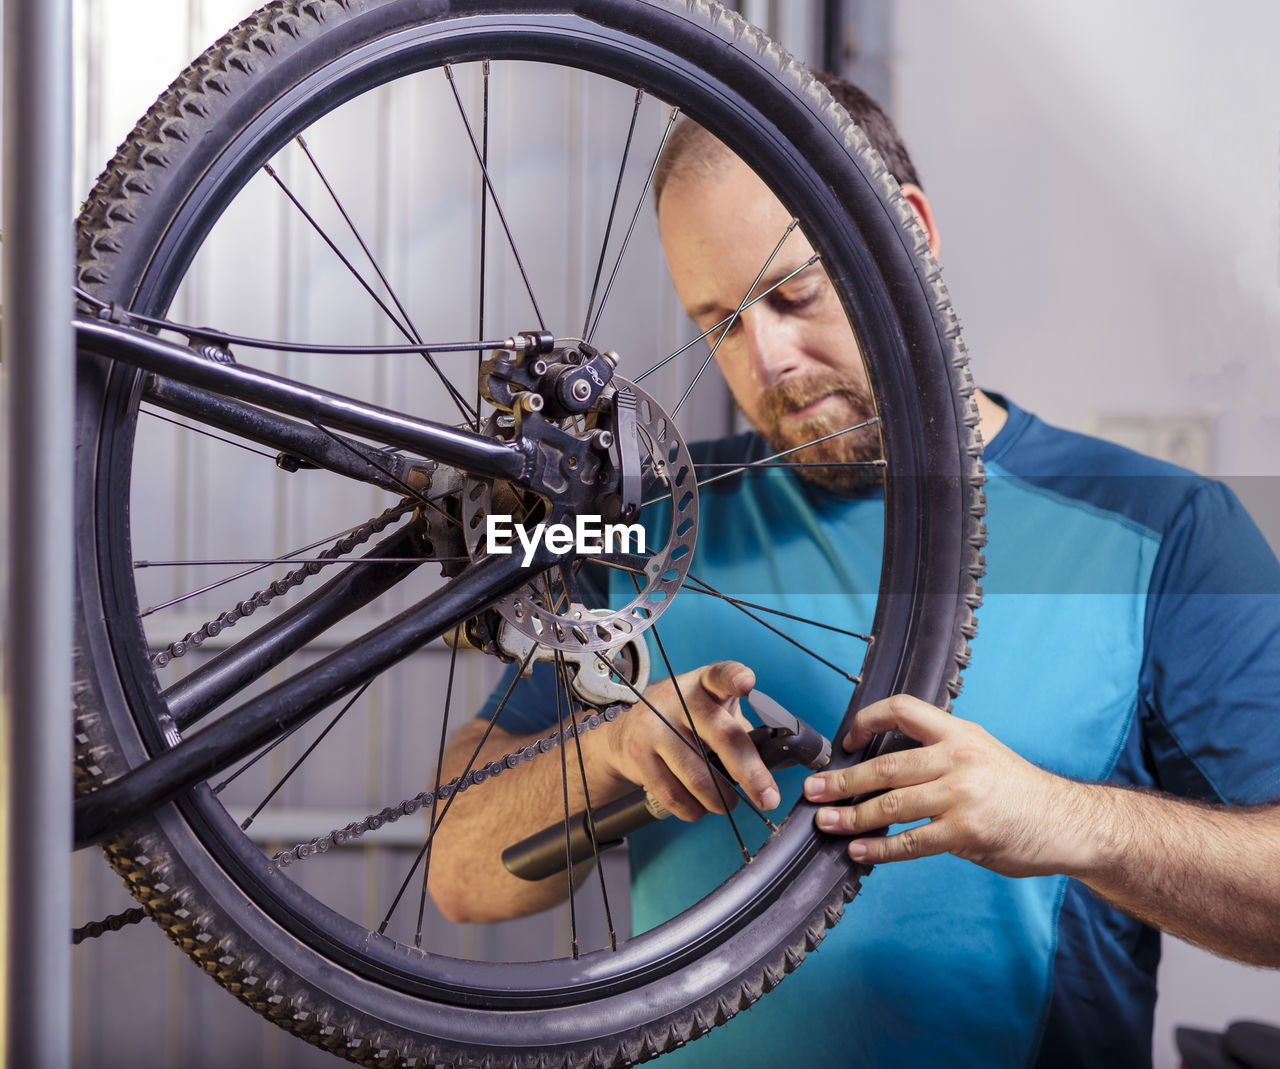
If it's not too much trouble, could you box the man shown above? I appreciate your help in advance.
[429,74,1280,1066]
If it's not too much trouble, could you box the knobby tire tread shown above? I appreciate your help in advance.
[72,1,986,1064]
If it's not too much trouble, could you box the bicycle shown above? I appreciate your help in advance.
[70,1,985,1064]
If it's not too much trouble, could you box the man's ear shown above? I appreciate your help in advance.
[900,183,941,262]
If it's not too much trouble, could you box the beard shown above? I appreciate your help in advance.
[751,370,882,495]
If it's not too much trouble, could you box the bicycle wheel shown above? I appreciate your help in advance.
[73,1,984,1064]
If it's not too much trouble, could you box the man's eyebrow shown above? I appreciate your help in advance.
[686,257,824,322]
[687,298,730,322]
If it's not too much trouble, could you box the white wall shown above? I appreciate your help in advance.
[893,2,1280,482]
[890,4,1280,1065]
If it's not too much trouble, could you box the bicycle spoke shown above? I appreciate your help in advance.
[584,106,679,346]
[137,505,417,618]
[681,573,872,644]
[294,133,417,351]
[583,554,649,578]
[158,522,424,729]
[548,634,581,960]
[590,648,774,832]
[692,422,882,494]
[291,135,479,427]
[638,599,751,864]
[669,220,798,419]
[475,59,490,429]
[444,63,546,331]
[552,650,618,951]
[634,255,820,384]
[556,560,584,608]
[581,88,645,340]
[638,420,883,511]
[263,164,413,340]
[237,680,374,831]
[377,644,539,935]
[210,720,309,796]
[415,642,461,949]
[140,406,277,460]
[692,460,885,470]
[680,574,861,684]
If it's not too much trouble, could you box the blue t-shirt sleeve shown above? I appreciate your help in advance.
[1139,481,1280,804]
[477,659,563,735]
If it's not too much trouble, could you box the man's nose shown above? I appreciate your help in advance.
[742,310,801,388]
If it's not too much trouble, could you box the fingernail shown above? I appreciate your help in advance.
[803,777,822,798]
[848,841,869,860]
[761,786,780,810]
[816,808,839,830]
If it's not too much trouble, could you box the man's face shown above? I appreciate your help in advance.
[657,152,880,492]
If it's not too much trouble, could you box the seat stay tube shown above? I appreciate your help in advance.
[77,317,528,484]
[73,546,560,849]
[145,375,426,496]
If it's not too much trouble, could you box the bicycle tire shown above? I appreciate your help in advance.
[73,1,986,1065]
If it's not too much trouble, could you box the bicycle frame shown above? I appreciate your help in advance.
[72,315,581,848]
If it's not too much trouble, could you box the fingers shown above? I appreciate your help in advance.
[803,741,937,803]
[621,660,777,819]
[841,693,952,754]
[689,662,777,811]
[812,780,947,837]
[845,822,949,864]
[801,695,953,862]
[639,759,708,823]
[697,660,756,703]
[667,665,776,814]
[800,696,1064,876]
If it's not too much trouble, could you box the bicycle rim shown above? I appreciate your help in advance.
[73,1,985,1063]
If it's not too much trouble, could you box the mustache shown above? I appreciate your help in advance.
[749,371,882,494]
[755,371,873,426]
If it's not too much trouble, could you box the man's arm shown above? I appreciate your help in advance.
[802,694,1280,966]
[428,660,777,923]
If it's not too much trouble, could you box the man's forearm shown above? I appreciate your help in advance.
[804,695,1280,968]
[429,660,773,924]
[427,718,632,924]
[1063,784,1280,965]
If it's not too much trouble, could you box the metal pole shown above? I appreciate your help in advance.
[2,0,74,1062]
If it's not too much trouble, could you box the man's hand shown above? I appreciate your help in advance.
[801,694,1088,877]
[602,660,781,821]
[801,693,1280,966]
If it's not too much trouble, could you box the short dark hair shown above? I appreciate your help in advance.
[810,70,922,190]
[653,70,923,205]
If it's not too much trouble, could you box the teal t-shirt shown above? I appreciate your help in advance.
[481,398,1280,1067]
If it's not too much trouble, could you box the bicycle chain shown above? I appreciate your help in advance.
[74,706,620,941]
[72,907,149,944]
[270,704,620,866]
[150,502,411,667]
[79,503,415,941]
[87,502,621,935]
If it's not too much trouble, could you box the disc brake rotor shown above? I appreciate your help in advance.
[460,378,698,652]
